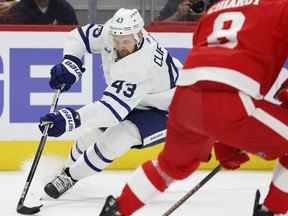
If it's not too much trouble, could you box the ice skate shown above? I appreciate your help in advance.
[44,168,76,199]
[99,195,122,216]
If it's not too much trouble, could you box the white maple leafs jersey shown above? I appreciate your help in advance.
[64,21,181,128]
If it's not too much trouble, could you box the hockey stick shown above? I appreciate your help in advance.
[162,164,222,216]
[252,190,261,215]
[16,88,62,215]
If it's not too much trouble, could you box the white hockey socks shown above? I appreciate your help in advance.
[68,121,142,180]
[66,127,105,167]
[69,141,114,180]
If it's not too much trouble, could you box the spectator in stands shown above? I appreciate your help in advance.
[157,0,216,22]
[0,0,17,22]
[0,0,17,15]
[0,0,78,24]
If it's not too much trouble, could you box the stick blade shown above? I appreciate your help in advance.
[17,204,43,215]
[252,190,261,215]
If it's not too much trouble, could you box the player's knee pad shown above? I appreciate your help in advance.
[76,127,104,152]
[66,127,105,167]
[96,120,142,160]
[279,154,288,167]
[158,152,200,180]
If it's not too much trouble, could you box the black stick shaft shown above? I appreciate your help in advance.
[162,165,222,216]
[17,89,61,207]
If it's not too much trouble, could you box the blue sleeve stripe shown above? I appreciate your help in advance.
[99,100,123,122]
[85,24,95,53]
[75,142,83,154]
[77,27,92,53]
[166,54,176,88]
[83,151,102,172]
[94,143,113,163]
[103,91,132,113]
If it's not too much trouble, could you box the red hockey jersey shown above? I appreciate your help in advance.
[178,0,288,98]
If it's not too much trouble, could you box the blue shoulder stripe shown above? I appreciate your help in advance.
[85,24,95,53]
[77,24,95,53]
[99,100,122,121]
[103,91,132,113]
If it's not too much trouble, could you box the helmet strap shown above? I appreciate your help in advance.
[133,31,144,48]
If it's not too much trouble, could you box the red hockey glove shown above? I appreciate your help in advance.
[214,142,249,170]
[275,79,288,108]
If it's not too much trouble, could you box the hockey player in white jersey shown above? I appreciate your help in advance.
[39,8,181,199]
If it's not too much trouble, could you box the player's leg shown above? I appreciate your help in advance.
[44,109,169,199]
[252,156,288,216]
[68,109,168,180]
[207,92,288,215]
[213,92,288,159]
[125,108,168,149]
[65,127,105,167]
[68,120,142,180]
[99,88,213,216]
[114,132,211,216]
[44,120,142,198]
[42,127,105,199]
[260,154,288,215]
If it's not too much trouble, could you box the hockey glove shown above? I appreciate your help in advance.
[275,79,288,108]
[39,108,81,137]
[49,55,85,92]
[214,142,249,170]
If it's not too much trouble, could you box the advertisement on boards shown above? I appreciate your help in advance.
[0,29,192,140]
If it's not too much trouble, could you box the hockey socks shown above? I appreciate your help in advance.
[264,155,288,214]
[67,141,84,166]
[69,142,113,180]
[116,160,170,215]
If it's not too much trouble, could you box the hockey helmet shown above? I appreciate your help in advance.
[110,8,144,47]
[110,8,144,35]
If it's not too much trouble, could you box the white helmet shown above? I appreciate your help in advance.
[110,8,144,35]
[110,8,144,46]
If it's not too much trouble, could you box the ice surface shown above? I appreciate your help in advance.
[0,170,279,216]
